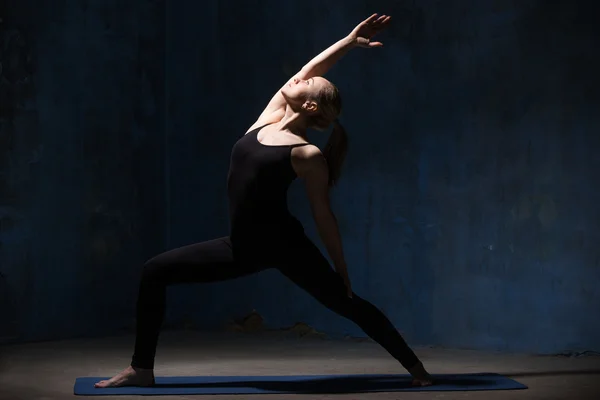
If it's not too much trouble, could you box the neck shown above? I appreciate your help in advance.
[275,106,309,138]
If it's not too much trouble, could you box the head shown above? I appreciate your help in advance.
[281,76,348,187]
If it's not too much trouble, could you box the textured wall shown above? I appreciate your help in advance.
[165,0,600,354]
[2,0,598,355]
[0,0,166,343]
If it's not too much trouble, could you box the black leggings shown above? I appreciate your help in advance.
[130,234,420,370]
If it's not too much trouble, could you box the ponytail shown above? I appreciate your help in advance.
[323,119,348,187]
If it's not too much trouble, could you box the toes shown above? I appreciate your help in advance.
[411,379,433,387]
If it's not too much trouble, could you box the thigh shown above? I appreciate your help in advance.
[142,236,257,284]
[276,236,349,306]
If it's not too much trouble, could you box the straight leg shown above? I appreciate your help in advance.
[276,236,421,371]
[131,236,258,369]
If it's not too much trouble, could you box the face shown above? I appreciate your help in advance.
[281,76,330,114]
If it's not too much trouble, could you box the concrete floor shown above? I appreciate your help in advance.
[1,330,599,400]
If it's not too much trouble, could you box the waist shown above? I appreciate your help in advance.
[230,214,303,237]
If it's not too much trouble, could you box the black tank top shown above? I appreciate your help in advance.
[226,124,309,240]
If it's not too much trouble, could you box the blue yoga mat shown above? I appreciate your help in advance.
[74,373,527,395]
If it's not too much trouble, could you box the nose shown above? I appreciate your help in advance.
[293,78,300,84]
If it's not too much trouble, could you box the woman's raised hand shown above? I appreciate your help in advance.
[349,13,391,48]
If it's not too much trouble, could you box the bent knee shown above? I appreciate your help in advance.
[140,257,169,282]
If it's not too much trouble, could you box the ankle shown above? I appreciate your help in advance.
[130,365,154,373]
[407,361,428,377]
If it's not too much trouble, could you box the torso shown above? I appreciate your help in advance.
[226,124,310,242]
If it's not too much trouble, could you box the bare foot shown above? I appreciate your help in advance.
[94,366,155,388]
[411,376,434,387]
[408,361,434,387]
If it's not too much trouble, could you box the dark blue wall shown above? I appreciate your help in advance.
[164,0,600,354]
[2,0,598,355]
[0,0,166,342]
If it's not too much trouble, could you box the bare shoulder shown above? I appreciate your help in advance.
[291,145,328,180]
[292,144,322,160]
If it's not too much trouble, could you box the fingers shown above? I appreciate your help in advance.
[373,15,391,31]
[369,41,384,47]
[364,14,391,27]
[363,13,390,28]
[363,13,379,24]
[378,15,391,24]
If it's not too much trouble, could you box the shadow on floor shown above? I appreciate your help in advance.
[503,369,600,378]
[145,373,519,394]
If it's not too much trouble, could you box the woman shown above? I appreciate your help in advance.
[95,13,433,389]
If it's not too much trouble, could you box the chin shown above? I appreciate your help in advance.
[280,89,295,103]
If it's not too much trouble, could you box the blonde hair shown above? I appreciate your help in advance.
[310,83,348,187]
